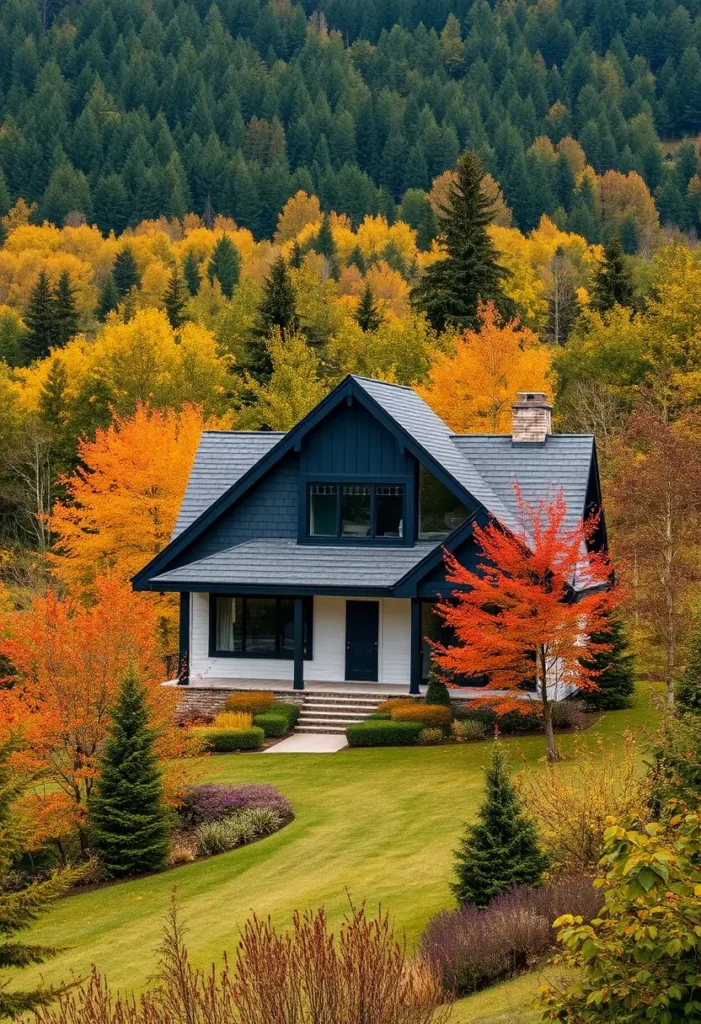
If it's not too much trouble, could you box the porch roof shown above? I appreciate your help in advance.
[149,538,438,594]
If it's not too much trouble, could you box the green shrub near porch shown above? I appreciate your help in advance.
[254,706,299,738]
[346,720,423,747]
[191,726,265,752]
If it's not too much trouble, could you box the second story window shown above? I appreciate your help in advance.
[309,483,404,540]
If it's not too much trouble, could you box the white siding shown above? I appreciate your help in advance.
[188,593,411,686]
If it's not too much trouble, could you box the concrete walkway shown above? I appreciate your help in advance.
[263,733,348,754]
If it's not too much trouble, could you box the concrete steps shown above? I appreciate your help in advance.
[295,690,402,735]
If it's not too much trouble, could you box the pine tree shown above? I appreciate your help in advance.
[207,234,241,299]
[258,255,297,342]
[313,213,339,278]
[425,665,452,707]
[411,151,513,333]
[289,239,305,268]
[347,244,367,274]
[592,236,634,313]
[96,274,120,320]
[354,283,383,332]
[164,263,187,328]
[183,248,202,297]
[580,613,636,711]
[451,743,548,908]
[22,270,56,363]
[677,619,701,714]
[0,737,77,1018]
[112,246,141,297]
[90,666,170,879]
[52,270,80,348]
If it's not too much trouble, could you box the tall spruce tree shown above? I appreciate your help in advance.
[183,248,202,296]
[207,234,241,299]
[677,619,701,714]
[22,270,56,363]
[52,270,80,348]
[0,737,77,1018]
[354,283,383,332]
[112,246,141,297]
[411,151,513,333]
[90,667,170,879]
[592,236,634,313]
[313,213,339,278]
[258,254,297,342]
[96,274,120,320]
[580,613,635,711]
[164,264,187,328]
[451,743,548,908]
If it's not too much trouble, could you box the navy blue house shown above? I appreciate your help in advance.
[132,376,605,695]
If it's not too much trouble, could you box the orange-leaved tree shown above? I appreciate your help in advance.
[432,486,616,761]
[50,403,220,648]
[417,301,551,433]
[0,575,188,855]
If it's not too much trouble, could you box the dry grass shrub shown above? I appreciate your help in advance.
[224,691,275,715]
[451,720,486,742]
[418,728,444,745]
[516,730,647,874]
[213,711,253,729]
[377,698,418,715]
[392,705,453,729]
[35,902,453,1024]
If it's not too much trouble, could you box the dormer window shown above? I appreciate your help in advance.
[309,483,404,540]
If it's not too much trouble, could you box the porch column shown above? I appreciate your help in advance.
[410,598,421,695]
[293,597,305,690]
[178,592,190,685]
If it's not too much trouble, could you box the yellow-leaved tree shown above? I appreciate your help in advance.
[418,301,551,432]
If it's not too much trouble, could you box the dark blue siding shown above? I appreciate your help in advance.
[416,534,483,598]
[301,403,412,478]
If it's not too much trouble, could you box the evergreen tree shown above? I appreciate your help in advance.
[411,151,513,333]
[112,246,141,297]
[0,736,77,1018]
[580,614,636,711]
[677,619,701,714]
[52,270,80,348]
[96,274,120,320]
[347,244,367,274]
[451,743,548,908]
[90,666,170,879]
[592,236,634,313]
[22,270,55,363]
[313,212,339,278]
[164,263,187,328]
[183,248,202,297]
[258,255,297,342]
[289,239,305,268]
[425,665,452,707]
[207,234,241,299]
[354,283,383,332]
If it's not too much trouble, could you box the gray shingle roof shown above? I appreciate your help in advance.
[451,434,594,533]
[172,431,284,539]
[153,539,437,588]
[352,377,518,529]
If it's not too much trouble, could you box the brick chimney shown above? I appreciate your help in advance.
[511,392,552,443]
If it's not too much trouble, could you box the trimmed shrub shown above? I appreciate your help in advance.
[213,711,253,729]
[190,726,264,752]
[418,728,444,745]
[194,807,282,856]
[376,698,419,715]
[346,720,423,747]
[179,783,294,826]
[367,711,392,720]
[420,874,600,995]
[391,704,453,729]
[254,713,289,738]
[455,703,541,735]
[224,691,275,715]
[451,719,487,742]
[425,668,452,707]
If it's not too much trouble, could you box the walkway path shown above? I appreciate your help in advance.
[263,733,348,753]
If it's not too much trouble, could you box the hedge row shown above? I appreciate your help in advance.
[191,726,265,752]
[254,703,300,738]
[346,720,423,747]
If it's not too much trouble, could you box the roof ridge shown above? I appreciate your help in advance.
[349,374,414,391]
[200,430,287,436]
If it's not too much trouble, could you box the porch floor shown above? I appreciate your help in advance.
[177,677,532,700]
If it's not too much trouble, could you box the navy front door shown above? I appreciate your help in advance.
[345,601,379,681]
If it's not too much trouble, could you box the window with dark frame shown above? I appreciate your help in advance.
[212,596,312,658]
[308,483,405,540]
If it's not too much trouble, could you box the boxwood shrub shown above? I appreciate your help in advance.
[254,703,300,737]
[191,726,265,752]
[346,720,423,747]
[455,704,541,735]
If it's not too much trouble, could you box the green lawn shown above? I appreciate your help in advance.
[20,689,657,1018]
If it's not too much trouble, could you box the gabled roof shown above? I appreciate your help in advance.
[150,539,437,593]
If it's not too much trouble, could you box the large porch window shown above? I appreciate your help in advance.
[210,595,313,658]
[418,466,469,540]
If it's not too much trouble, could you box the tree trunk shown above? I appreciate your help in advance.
[664,491,676,708]
[539,644,560,762]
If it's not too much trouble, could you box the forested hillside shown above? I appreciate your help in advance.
[2,0,701,243]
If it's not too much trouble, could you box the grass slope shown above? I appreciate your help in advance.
[20,691,655,1007]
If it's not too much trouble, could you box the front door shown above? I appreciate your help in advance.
[345,601,379,681]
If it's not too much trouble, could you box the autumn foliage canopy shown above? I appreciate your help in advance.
[432,487,616,718]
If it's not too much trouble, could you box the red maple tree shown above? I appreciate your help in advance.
[432,486,616,761]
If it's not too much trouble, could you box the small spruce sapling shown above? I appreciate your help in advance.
[451,743,548,908]
[425,666,452,708]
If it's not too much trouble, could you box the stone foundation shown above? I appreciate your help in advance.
[169,684,305,723]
